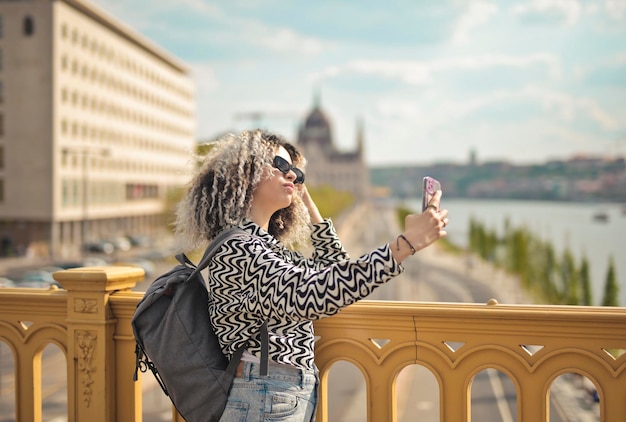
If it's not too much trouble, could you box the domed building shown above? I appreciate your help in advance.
[296,98,369,200]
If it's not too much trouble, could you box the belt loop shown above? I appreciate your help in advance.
[298,367,305,388]
[242,361,251,381]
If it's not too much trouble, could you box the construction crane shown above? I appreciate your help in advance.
[233,111,301,130]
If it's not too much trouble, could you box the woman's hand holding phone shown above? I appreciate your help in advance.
[422,176,442,212]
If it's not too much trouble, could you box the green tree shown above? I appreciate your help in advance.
[164,186,186,229]
[530,239,559,304]
[484,229,498,263]
[560,248,579,305]
[601,256,620,306]
[542,241,559,303]
[469,218,480,255]
[308,185,354,220]
[508,228,530,288]
[579,255,593,306]
[396,205,412,229]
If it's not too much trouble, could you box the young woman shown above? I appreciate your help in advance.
[174,129,449,421]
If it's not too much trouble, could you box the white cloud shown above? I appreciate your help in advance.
[512,0,583,25]
[352,60,433,85]
[370,83,618,145]
[434,54,562,79]
[604,0,626,19]
[174,0,222,15]
[177,2,329,56]
[521,85,618,129]
[375,99,420,119]
[189,64,220,93]
[93,0,327,56]
[245,27,327,55]
[313,53,561,87]
[452,0,499,45]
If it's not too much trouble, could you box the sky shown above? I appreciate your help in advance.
[90,0,626,166]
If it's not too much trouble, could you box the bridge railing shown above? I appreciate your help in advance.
[0,266,625,421]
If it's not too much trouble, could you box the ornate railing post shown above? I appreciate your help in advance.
[54,266,144,422]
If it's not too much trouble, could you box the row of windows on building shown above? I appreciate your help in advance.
[59,21,192,102]
[0,147,171,206]
[61,148,188,176]
[0,13,192,106]
[0,122,187,176]
[60,118,190,158]
[59,56,193,121]
[59,88,192,140]
[61,180,160,208]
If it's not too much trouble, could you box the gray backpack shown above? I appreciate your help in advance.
[132,227,268,422]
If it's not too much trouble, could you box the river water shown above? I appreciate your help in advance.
[403,198,626,307]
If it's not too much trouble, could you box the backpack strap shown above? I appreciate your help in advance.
[192,227,246,277]
[225,321,269,377]
[225,347,245,376]
[175,253,195,267]
[192,227,271,376]
[259,320,269,376]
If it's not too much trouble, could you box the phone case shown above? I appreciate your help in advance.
[422,176,441,211]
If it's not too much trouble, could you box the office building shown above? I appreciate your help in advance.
[0,0,196,258]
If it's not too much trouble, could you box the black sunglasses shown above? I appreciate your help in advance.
[273,156,305,184]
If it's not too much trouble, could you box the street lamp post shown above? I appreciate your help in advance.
[61,147,109,258]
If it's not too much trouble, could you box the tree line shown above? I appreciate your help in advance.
[468,217,620,306]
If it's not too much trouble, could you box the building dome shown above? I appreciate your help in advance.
[299,106,333,149]
[304,107,330,129]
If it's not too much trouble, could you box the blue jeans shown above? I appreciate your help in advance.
[220,361,319,422]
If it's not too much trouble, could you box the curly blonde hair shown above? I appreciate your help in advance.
[174,129,310,251]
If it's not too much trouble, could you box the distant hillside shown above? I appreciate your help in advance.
[370,156,626,202]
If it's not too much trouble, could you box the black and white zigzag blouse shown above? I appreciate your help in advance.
[206,218,404,370]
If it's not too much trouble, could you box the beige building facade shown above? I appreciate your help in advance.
[0,0,196,258]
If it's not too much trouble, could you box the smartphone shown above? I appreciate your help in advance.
[422,176,442,212]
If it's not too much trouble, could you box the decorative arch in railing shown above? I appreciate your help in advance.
[313,300,626,422]
[0,298,70,421]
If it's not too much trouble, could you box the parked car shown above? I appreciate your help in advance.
[106,236,132,252]
[128,234,153,248]
[113,258,156,278]
[82,257,110,267]
[54,257,110,269]
[84,240,115,255]
[16,267,63,288]
[138,248,171,261]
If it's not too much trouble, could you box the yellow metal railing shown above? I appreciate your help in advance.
[0,266,625,421]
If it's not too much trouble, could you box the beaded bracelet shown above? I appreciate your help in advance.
[397,234,416,255]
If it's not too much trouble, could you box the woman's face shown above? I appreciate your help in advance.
[250,146,299,218]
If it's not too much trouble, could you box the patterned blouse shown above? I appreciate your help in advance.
[206,218,404,370]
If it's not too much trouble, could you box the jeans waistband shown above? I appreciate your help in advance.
[237,360,318,387]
